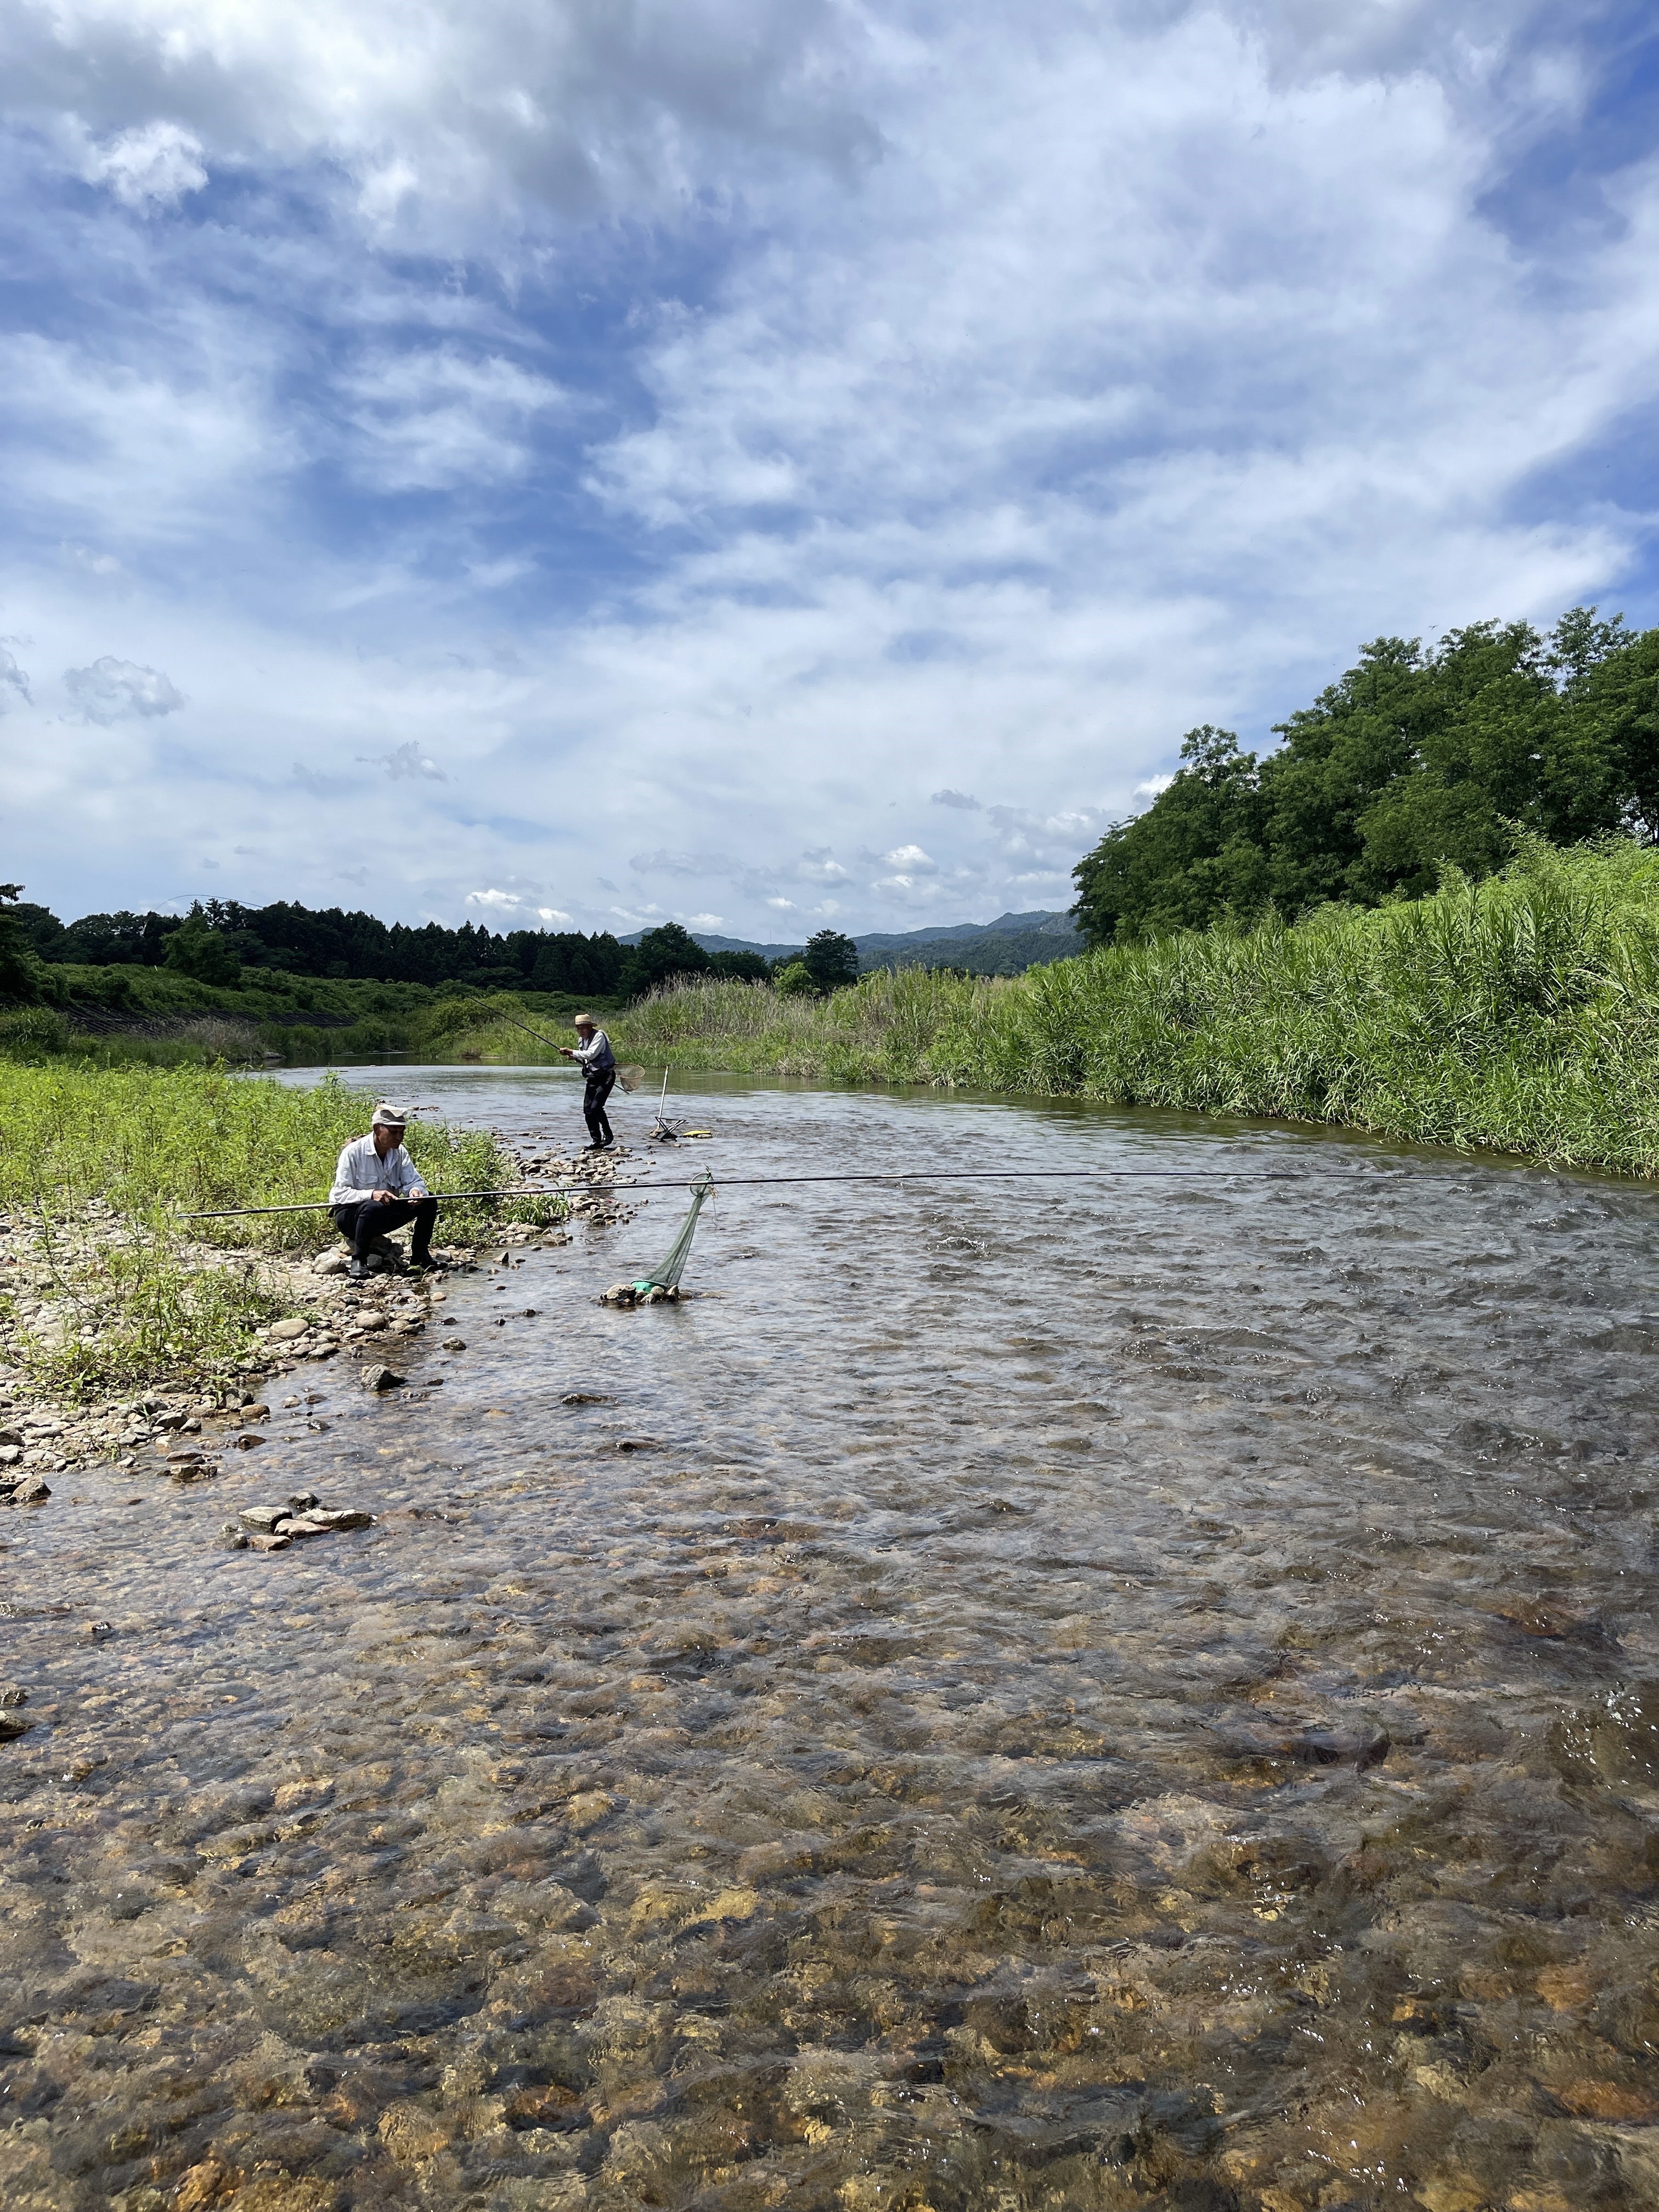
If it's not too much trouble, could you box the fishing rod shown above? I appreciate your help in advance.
[176,1164,1307,1221]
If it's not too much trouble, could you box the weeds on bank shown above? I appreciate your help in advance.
[540,837,1659,1176]
[0,1064,562,1398]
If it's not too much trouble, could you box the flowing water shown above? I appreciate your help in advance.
[4,1069,1659,2212]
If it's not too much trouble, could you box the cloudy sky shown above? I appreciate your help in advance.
[3,1,1658,942]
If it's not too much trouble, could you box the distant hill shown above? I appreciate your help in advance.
[621,910,1082,977]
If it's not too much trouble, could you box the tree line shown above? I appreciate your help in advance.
[1072,608,1659,944]
[1,894,864,1002]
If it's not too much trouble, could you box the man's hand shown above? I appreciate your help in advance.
[373,1188,398,1203]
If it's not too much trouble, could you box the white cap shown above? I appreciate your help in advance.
[370,1102,409,1127]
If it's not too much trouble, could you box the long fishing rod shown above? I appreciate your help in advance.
[176,1164,1307,1221]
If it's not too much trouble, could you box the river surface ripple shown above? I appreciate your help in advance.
[4,1071,1659,2212]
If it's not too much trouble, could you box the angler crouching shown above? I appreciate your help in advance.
[329,1103,441,1279]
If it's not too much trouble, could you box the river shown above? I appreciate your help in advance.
[3,1068,1658,2211]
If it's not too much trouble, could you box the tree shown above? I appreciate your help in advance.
[709,949,772,982]
[619,922,711,1001]
[774,960,816,996]
[163,910,241,985]
[800,929,860,993]
[0,885,41,1002]
[1071,607,1659,949]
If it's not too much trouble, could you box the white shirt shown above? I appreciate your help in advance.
[329,1133,430,1206]
[573,1028,615,1073]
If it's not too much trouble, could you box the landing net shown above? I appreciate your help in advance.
[637,1171,714,1291]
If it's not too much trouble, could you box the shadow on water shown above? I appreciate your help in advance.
[4,1067,1659,2209]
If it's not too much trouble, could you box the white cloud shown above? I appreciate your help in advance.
[466,887,521,909]
[63,655,184,721]
[0,644,31,710]
[930,788,980,810]
[1133,772,1176,801]
[686,910,724,927]
[536,906,573,923]
[340,350,565,492]
[883,844,934,870]
[360,741,445,781]
[82,122,207,212]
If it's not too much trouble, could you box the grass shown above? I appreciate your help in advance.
[458,835,1659,1177]
[6,964,621,1068]
[0,1065,561,1398]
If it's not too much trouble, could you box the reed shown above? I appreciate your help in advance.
[522,837,1659,1175]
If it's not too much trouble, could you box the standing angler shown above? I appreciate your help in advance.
[561,1013,617,1151]
[329,1103,441,1279]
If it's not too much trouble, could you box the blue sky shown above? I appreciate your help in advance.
[3,0,1659,940]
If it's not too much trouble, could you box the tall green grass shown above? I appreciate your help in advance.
[551,838,1659,1174]
[0,1066,558,1397]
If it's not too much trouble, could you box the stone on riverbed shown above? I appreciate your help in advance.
[6,1475,50,1504]
[239,1507,285,1533]
[229,1433,264,1450]
[247,1531,292,1553]
[267,1318,309,1342]
[360,1365,405,1391]
[0,1711,30,1741]
[440,1336,465,1351]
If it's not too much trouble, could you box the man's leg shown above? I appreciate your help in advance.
[584,1078,607,1147]
[591,1071,617,1147]
[408,1195,439,1261]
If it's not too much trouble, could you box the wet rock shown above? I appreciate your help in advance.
[313,1508,374,1531]
[0,1685,27,1706]
[0,1711,29,1741]
[289,1491,320,1510]
[360,1364,405,1391]
[10,1474,50,1504]
[440,1336,466,1351]
[561,1393,613,1407]
[274,1515,332,1538]
[219,1524,250,1550]
[153,1410,188,1430]
[229,1433,264,1450]
[239,1507,286,1533]
[248,1531,292,1554]
[83,1619,112,1638]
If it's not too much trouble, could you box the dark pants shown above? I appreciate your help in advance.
[584,1070,616,1146]
[332,1196,437,1261]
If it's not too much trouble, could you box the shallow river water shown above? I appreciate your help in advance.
[4,1070,1659,2212]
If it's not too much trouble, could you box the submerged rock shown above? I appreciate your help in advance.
[360,1364,405,1392]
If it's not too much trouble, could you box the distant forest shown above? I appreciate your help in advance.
[13,897,630,996]
[1073,609,1659,944]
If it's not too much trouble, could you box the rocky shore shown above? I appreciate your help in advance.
[0,1141,641,1499]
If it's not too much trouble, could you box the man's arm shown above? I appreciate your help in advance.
[329,1141,381,1205]
[393,1147,430,1199]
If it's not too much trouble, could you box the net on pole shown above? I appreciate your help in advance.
[636,1172,714,1291]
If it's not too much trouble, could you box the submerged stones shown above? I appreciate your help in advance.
[236,1498,376,1550]
[360,1364,405,1392]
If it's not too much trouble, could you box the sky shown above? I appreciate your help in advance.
[3,0,1659,943]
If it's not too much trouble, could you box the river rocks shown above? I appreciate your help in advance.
[602,1283,639,1306]
[312,1250,349,1277]
[0,1444,21,1466]
[0,1710,30,1741]
[441,1336,466,1351]
[239,1497,375,1547]
[266,1318,310,1342]
[0,1427,20,1447]
[218,1523,250,1549]
[360,1364,405,1392]
[229,1433,264,1450]
[4,1474,51,1504]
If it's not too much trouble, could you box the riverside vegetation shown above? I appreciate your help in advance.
[0,1067,560,1404]
[440,838,1659,1177]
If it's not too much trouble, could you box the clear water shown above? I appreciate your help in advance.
[4,1069,1659,2212]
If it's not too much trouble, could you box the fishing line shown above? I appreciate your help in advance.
[176,1164,1310,1221]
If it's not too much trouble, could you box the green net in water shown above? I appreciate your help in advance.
[635,1172,714,1292]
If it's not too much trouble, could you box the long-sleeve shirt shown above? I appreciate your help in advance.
[573,1028,616,1075]
[329,1135,430,1206]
